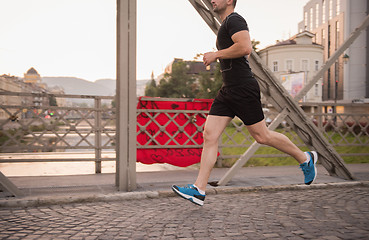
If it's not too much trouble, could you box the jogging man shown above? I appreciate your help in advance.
[172,0,318,206]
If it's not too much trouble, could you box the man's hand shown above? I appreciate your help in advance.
[204,31,252,65]
[203,52,218,66]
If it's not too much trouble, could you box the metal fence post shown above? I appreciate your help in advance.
[95,97,102,174]
[217,136,223,167]
[116,0,137,191]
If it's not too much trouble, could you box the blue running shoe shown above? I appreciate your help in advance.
[300,151,318,185]
[171,184,205,206]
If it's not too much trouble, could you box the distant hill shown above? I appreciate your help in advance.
[42,77,150,96]
[94,79,116,95]
[137,79,150,96]
[42,77,114,96]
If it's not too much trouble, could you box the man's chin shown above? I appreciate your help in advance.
[213,7,224,14]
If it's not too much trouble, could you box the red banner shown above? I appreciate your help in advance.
[137,97,213,167]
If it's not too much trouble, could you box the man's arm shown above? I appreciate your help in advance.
[203,30,252,66]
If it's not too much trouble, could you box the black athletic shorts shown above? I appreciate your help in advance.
[209,78,264,126]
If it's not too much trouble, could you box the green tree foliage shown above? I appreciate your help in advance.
[251,39,261,52]
[144,79,158,97]
[196,63,222,99]
[144,59,223,99]
[157,61,198,98]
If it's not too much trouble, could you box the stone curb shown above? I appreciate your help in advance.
[0,191,159,208]
[1,181,368,208]
[159,181,369,197]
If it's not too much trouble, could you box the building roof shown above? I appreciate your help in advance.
[275,39,297,46]
[275,31,316,46]
[26,67,39,75]
[296,30,315,39]
[260,30,321,53]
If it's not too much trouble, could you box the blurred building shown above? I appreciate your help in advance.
[0,68,52,120]
[22,68,48,107]
[158,58,217,82]
[164,58,217,75]
[48,85,67,107]
[0,75,22,120]
[298,0,368,103]
[259,31,324,103]
[23,67,46,88]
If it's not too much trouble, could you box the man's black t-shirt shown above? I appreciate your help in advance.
[216,12,254,86]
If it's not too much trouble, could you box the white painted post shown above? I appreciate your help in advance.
[95,97,102,174]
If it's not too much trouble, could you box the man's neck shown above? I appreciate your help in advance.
[219,8,234,22]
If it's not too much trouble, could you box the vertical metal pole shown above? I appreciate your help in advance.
[95,97,102,174]
[318,104,323,130]
[127,0,138,190]
[116,0,137,191]
[217,137,222,167]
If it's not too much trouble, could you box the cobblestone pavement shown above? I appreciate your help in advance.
[1,186,368,240]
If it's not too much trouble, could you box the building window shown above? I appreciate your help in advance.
[304,11,308,30]
[335,62,339,100]
[335,61,339,83]
[301,59,309,72]
[335,21,340,49]
[310,8,314,30]
[336,0,340,16]
[316,3,320,28]
[327,68,331,99]
[322,0,326,24]
[328,24,331,57]
[321,29,325,46]
[315,83,319,96]
[329,0,333,20]
[286,60,293,72]
[315,60,320,71]
[273,61,279,72]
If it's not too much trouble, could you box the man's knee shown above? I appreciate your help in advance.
[203,129,219,145]
[252,132,271,145]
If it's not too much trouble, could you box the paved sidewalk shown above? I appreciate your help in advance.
[0,164,369,239]
[1,164,369,207]
[0,185,368,239]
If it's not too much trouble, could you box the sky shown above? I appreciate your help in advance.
[0,0,310,81]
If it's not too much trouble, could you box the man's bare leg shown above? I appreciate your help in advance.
[244,120,318,186]
[194,115,232,191]
[172,118,318,206]
[246,120,307,164]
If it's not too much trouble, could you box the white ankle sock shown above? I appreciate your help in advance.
[304,152,311,163]
[193,184,205,195]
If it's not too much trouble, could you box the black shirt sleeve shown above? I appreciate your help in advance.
[226,14,249,37]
